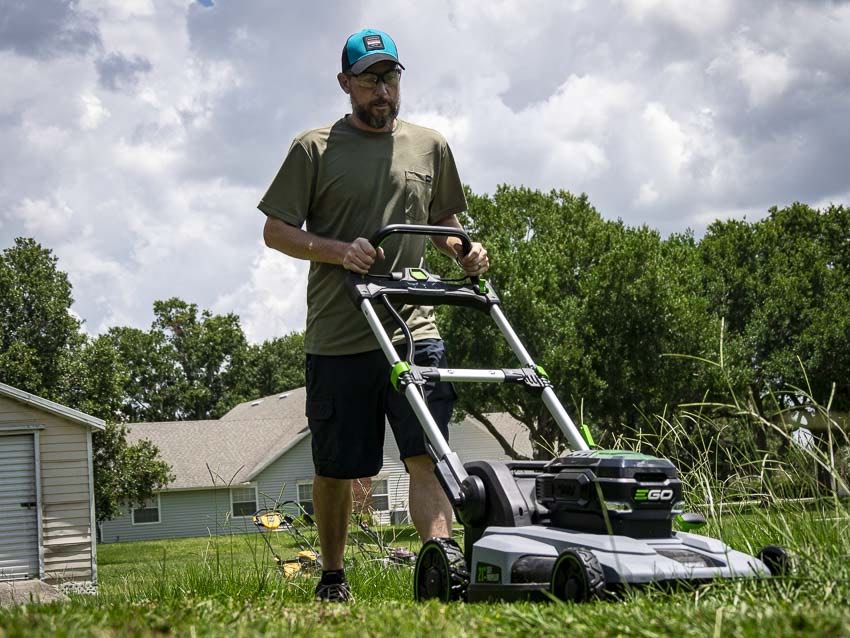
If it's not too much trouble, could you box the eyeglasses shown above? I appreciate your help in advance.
[349,69,402,89]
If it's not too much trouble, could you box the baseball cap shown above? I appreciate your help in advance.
[341,28,405,75]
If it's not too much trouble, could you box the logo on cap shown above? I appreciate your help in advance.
[363,35,384,51]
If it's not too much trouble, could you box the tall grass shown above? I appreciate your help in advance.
[3,365,849,636]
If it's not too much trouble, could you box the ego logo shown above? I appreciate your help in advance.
[634,488,674,502]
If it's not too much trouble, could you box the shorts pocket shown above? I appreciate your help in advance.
[306,399,333,421]
[404,170,432,223]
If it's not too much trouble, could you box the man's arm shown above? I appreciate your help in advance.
[263,216,383,274]
[429,214,489,276]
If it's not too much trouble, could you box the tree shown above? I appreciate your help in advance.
[222,331,306,408]
[0,238,82,396]
[700,204,850,412]
[432,186,715,457]
[105,326,187,423]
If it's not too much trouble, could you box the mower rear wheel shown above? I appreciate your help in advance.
[414,537,469,602]
[550,548,605,603]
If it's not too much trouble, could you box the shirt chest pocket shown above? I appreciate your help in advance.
[404,170,432,224]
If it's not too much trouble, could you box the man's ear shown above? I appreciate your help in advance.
[337,72,351,95]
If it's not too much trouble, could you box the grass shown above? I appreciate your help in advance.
[1,502,849,637]
[2,386,850,637]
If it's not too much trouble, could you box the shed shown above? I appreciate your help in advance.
[0,382,103,589]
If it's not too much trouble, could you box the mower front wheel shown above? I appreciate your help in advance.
[758,545,794,576]
[550,548,606,603]
[413,537,469,602]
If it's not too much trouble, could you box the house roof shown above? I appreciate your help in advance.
[0,381,105,430]
[128,386,538,491]
[125,415,308,489]
[466,413,535,458]
[219,387,305,421]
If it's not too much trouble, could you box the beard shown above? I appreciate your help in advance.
[351,95,400,130]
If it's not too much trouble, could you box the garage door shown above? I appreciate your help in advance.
[0,434,40,581]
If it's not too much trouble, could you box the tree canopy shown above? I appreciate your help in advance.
[429,188,849,458]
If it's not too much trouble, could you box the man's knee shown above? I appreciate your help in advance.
[405,454,435,477]
[314,475,353,495]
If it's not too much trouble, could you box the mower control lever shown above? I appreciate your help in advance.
[368,223,479,286]
[369,223,473,256]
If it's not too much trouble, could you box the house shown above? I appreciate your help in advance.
[99,388,533,543]
[0,382,103,590]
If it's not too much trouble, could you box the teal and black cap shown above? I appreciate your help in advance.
[342,28,405,75]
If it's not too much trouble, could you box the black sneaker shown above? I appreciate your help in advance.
[314,579,352,603]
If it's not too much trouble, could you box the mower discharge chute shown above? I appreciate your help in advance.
[346,224,790,603]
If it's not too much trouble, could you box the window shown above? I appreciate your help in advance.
[132,495,160,525]
[297,481,314,515]
[230,487,257,517]
[371,478,389,512]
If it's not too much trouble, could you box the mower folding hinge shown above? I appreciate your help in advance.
[393,366,429,392]
[500,366,552,395]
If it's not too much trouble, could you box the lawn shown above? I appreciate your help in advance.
[1,502,849,638]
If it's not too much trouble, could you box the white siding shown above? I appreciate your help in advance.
[0,396,96,584]
[99,488,261,543]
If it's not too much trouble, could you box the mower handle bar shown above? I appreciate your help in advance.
[369,224,473,257]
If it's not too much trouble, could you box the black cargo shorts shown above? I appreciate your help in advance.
[305,339,455,479]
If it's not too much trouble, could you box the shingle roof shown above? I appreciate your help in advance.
[128,386,540,490]
[219,387,305,421]
[125,416,308,489]
[467,413,535,458]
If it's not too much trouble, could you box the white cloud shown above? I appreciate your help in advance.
[1,0,848,344]
[12,196,75,236]
[735,44,796,108]
[79,93,110,129]
[622,0,732,34]
[636,181,659,207]
[212,244,309,342]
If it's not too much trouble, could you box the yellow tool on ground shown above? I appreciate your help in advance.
[252,506,322,578]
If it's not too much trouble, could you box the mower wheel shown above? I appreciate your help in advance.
[758,545,793,576]
[414,537,469,602]
[550,548,605,603]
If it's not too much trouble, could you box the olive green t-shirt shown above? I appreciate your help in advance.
[258,116,467,355]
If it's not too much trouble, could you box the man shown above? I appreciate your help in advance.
[258,28,488,602]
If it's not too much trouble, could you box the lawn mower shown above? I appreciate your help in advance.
[346,223,791,603]
[348,516,417,567]
[252,502,321,577]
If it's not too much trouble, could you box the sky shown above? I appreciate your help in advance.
[1,0,849,342]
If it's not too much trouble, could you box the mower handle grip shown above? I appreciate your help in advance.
[369,224,473,257]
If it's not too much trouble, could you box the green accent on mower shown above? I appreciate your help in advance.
[580,449,658,460]
[580,423,596,447]
[410,268,429,281]
[390,361,412,391]
[675,512,708,532]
